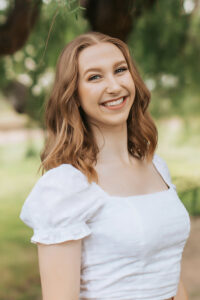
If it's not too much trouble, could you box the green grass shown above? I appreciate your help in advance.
[0,141,42,300]
[0,116,200,299]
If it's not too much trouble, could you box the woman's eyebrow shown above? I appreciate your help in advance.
[83,60,127,76]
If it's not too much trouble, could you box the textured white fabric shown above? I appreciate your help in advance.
[19,153,190,300]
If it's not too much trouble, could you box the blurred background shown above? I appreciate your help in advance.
[0,0,199,299]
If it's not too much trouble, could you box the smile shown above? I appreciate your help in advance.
[100,96,128,110]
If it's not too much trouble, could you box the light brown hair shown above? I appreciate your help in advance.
[39,31,158,183]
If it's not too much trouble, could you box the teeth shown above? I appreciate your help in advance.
[104,97,124,107]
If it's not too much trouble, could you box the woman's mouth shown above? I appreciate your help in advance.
[100,96,128,110]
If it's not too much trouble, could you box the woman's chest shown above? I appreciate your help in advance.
[94,160,169,198]
[85,190,191,259]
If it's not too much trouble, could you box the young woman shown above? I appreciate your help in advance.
[20,32,190,300]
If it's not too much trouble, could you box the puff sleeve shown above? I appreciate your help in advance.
[19,164,103,245]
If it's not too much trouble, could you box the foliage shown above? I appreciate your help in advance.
[128,0,200,116]
[0,1,88,126]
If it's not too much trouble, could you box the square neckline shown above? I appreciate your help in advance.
[91,154,172,200]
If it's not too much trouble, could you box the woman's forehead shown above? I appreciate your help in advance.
[78,42,125,73]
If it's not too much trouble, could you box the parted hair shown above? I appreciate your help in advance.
[39,31,158,183]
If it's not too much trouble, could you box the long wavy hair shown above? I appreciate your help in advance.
[39,31,158,183]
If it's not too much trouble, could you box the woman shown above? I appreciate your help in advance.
[20,32,190,300]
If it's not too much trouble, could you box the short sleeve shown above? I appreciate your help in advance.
[19,164,103,245]
[153,153,177,191]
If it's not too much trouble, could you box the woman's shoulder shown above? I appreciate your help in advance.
[20,163,93,219]
[153,152,175,188]
[38,163,89,191]
[153,152,170,170]
[19,163,103,244]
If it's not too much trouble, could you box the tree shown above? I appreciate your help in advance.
[0,0,42,56]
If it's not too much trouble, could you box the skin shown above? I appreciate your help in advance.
[37,240,82,300]
[37,42,188,300]
[175,278,189,300]
[77,42,135,128]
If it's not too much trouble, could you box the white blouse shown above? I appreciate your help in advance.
[19,153,190,300]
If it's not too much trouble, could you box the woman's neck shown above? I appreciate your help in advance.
[91,122,133,166]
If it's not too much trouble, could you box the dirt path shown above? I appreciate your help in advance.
[181,216,200,300]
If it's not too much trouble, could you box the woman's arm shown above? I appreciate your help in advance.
[174,278,189,300]
[37,239,82,300]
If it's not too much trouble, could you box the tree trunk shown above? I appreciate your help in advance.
[82,0,156,41]
[0,0,42,56]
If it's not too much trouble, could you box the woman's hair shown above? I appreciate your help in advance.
[39,31,158,183]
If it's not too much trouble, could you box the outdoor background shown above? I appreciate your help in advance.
[0,0,199,299]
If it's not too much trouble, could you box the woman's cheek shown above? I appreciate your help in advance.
[89,86,103,100]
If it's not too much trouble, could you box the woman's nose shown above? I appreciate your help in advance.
[105,75,121,93]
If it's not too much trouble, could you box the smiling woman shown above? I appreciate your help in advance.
[77,42,136,127]
[38,31,158,180]
[19,31,190,300]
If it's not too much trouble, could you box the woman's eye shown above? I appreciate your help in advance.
[115,67,128,73]
[88,75,101,81]
[88,67,127,81]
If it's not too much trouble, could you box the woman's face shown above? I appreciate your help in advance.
[77,42,135,127]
